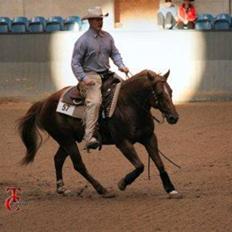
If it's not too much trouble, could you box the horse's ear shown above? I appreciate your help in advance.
[163,69,170,81]
[147,70,155,82]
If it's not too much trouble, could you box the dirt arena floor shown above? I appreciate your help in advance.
[0,101,231,232]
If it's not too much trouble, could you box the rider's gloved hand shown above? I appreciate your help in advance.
[119,66,129,74]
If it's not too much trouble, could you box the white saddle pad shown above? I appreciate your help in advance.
[56,101,85,119]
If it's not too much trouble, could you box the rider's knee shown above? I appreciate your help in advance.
[86,99,102,108]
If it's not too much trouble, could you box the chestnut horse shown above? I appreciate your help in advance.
[18,69,181,198]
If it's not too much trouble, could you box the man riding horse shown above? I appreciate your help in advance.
[18,7,181,199]
[71,6,129,150]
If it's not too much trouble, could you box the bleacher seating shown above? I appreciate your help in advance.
[64,16,81,31]
[45,16,64,32]
[1,13,231,33]
[11,16,28,33]
[214,13,231,30]
[0,17,11,33]
[0,15,84,33]
[195,14,214,30]
[28,16,46,32]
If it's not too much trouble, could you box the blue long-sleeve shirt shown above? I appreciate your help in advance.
[71,28,125,81]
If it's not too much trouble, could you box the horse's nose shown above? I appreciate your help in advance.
[167,114,179,124]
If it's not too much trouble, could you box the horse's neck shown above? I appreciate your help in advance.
[120,78,151,109]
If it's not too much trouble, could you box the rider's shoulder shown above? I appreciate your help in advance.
[75,31,89,45]
[101,30,111,36]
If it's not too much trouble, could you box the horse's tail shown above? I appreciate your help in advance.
[18,101,44,165]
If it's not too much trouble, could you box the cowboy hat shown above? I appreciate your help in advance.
[81,6,109,20]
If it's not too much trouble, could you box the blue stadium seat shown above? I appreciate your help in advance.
[0,17,11,33]
[11,16,28,33]
[214,13,231,30]
[64,16,81,31]
[45,16,64,32]
[28,16,46,32]
[195,14,214,30]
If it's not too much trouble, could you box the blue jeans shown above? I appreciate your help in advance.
[157,12,176,29]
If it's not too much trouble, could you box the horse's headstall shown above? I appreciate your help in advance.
[151,89,160,107]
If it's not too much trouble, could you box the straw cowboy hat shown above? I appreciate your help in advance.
[82,6,109,20]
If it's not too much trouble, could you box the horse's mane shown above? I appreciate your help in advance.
[124,69,153,84]
[118,69,159,105]
[115,70,162,119]
[121,69,162,90]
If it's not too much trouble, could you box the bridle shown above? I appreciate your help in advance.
[149,79,171,123]
[148,80,181,174]
[148,89,165,123]
[127,78,166,124]
[125,72,168,123]
[125,73,180,172]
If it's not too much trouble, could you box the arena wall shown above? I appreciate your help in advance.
[0,30,232,102]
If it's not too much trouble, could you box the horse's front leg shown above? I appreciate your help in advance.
[141,134,182,199]
[116,140,144,191]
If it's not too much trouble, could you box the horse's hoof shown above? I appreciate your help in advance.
[102,191,116,198]
[118,179,126,191]
[168,190,183,199]
[57,187,72,196]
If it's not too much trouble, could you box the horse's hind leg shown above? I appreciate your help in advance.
[116,140,144,191]
[54,147,70,194]
[142,134,182,198]
[60,141,114,198]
